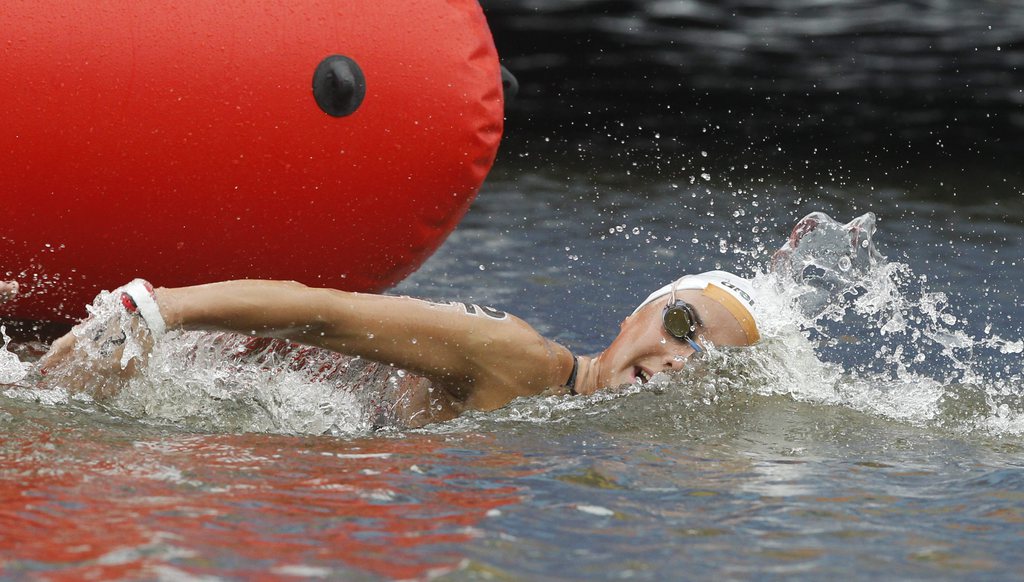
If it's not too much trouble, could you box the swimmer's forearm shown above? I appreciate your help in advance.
[158,280,348,338]
[154,280,480,382]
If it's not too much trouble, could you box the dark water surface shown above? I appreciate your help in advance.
[3,142,1023,579]
[483,0,1024,158]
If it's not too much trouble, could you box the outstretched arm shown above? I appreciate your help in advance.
[159,280,573,408]
[44,280,573,411]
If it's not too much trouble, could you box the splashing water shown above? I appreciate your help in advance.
[0,326,30,385]
[110,334,393,435]
[739,212,1024,435]
[769,211,885,319]
[5,211,1022,437]
[31,290,407,435]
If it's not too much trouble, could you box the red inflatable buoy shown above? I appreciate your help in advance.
[0,0,503,322]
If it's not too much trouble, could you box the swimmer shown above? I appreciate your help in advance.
[4,272,760,427]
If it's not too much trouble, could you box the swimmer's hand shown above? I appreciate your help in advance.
[38,329,76,374]
[38,280,156,387]
[38,307,151,400]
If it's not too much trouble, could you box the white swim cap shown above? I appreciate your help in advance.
[632,270,761,343]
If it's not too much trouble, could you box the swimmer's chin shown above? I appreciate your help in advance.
[602,371,670,393]
[607,369,694,393]
[604,365,653,389]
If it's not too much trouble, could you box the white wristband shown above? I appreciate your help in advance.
[119,279,167,338]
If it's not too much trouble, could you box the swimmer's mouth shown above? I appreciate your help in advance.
[634,367,651,384]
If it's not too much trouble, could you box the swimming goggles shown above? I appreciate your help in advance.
[662,284,703,353]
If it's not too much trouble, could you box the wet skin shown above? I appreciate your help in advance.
[574,289,754,395]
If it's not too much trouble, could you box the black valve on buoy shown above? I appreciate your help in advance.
[313,55,367,117]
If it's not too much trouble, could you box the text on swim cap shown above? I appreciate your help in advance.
[718,280,755,306]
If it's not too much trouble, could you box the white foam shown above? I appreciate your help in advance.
[0,326,29,385]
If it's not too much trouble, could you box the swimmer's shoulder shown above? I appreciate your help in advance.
[387,295,543,342]
[367,295,573,409]
[460,315,575,409]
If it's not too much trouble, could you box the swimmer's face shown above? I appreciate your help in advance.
[596,289,752,390]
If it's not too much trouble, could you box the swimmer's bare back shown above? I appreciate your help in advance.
[40,280,578,425]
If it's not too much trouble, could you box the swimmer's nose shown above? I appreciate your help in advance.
[665,353,691,370]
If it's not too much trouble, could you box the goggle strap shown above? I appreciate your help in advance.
[686,336,703,353]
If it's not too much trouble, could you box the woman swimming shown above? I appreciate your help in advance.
[1,272,760,426]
